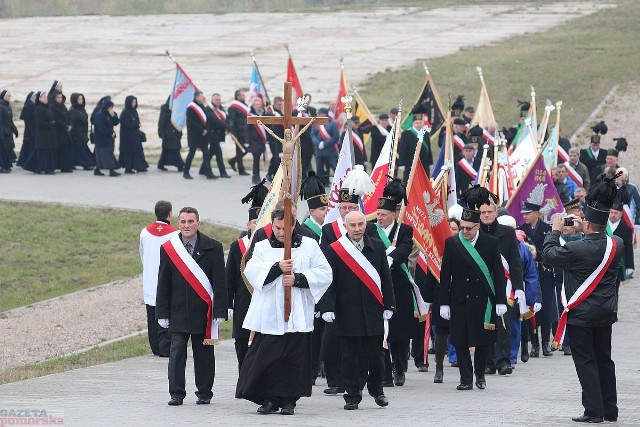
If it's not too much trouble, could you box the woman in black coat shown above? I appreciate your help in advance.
[0,90,19,163]
[68,93,95,170]
[118,95,148,173]
[16,91,36,167]
[50,90,74,172]
[25,91,58,174]
[93,98,121,177]
[245,97,267,184]
[157,96,184,171]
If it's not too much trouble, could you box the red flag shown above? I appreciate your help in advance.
[334,67,348,127]
[402,161,450,280]
[286,55,303,102]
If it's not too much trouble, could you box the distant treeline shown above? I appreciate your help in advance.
[0,0,433,17]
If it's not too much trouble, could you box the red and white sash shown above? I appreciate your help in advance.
[229,100,250,115]
[352,132,365,156]
[501,254,514,305]
[376,124,389,137]
[557,145,570,163]
[187,102,207,125]
[457,159,478,180]
[317,125,331,142]
[482,129,497,147]
[263,223,273,239]
[330,219,347,240]
[237,235,249,257]
[564,161,583,187]
[330,236,383,305]
[552,236,617,348]
[210,104,227,121]
[453,134,465,151]
[145,222,176,236]
[162,235,218,344]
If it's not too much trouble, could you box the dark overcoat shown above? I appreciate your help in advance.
[156,231,228,334]
[439,232,507,347]
[226,238,251,340]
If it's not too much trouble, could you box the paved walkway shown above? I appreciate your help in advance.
[1,280,638,426]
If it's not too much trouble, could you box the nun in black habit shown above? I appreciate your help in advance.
[68,93,95,169]
[16,91,36,167]
[118,95,148,173]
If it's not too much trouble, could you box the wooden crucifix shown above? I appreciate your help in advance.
[247,82,328,321]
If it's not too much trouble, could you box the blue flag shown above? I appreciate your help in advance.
[169,63,198,130]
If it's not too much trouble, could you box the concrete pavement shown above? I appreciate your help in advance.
[1,280,639,426]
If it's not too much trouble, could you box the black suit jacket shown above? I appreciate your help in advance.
[480,220,524,291]
[439,232,507,347]
[320,234,396,337]
[579,148,607,182]
[156,231,228,334]
[612,221,634,271]
[320,220,379,250]
[186,104,207,148]
[226,238,251,340]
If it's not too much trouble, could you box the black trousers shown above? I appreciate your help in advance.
[145,304,170,356]
[384,339,409,379]
[311,318,324,380]
[251,152,261,179]
[340,335,384,404]
[201,140,226,175]
[231,135,248,173]
[411,321,430,368]
[566,324,617,419]
[267,141,280,177]
[168,332,215,400]
[184,145,212,176]
[487,304,513,369]
[234,338,249,371]
[456,345,490,385]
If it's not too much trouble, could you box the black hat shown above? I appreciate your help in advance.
[606,148,619,158]
[459,185,497,223]
[464,106,475,114]
[339,188,359,204]
[378,113,389,120]
[453,117,467,126]
[468,125,483,144]
[451,95,465,116]
[518,100,530,117]
[463,143,475,150]
[0,90,6,100]
[301,171,328,210]
[585,171,620,225]
[590,121,608,144]
[242,179,269,221]
[614,137,628,152]
[390,107,399,114]
[378,177,407,212]
[350,116,360,124]
[521,201,541,213]
[563,198,581,212]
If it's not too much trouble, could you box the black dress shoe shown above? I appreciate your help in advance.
[530,345,540,358]
[344,402,358,410]
[382,380,394,387]
[571,414,604,423]
[434,365,443,383]
[604,415,617,422]
[167,397,183,406]
[280,402,295,415]
[256,401,279,414]
[417,364,428,372]
[323,387,345,395]
[109,169,121,177]
[498,365,513,375]
[158,166,168,171]
[94,169,104,176]
[374,394,389,407]
[183,173,193,180]
[542,343,553,357]
[220,173,231,178]
[227,159,237,172]
[206,174,218,180]
[394,372,405,386]
[239,171,250,176]
[475,377,486,390]
[457,383,473,390]
[564,345,572,356]
[485,367,496,375]
[124,169,135,174]
[196,397,211,405]
[521,343,530,363]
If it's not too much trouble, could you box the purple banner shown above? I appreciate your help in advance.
[507,155,564,225]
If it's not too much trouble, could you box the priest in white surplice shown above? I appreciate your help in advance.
[235,205,332,416]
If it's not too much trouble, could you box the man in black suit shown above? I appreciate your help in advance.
[183,91,214,180]
[543,176,624,424]
[480,200,524,375]
[399,113,432,183]
[320,210,396,410]
[200,93,230,178]
[369,113,391,167]
[156,206,228,406]
[579,123,608,183]
[608,195,634,287]
[439,186,507,391]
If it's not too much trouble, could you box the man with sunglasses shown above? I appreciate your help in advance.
[439,186,507,391]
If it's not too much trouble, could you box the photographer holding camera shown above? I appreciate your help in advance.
[542,174,624,424]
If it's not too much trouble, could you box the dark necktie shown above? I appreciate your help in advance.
[185,242,193,255]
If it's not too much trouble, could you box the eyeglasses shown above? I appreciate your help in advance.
[460,225,478,232]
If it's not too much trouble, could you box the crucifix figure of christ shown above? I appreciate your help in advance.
[247,82,328,321]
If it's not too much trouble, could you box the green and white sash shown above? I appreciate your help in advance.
[458,232,496,330]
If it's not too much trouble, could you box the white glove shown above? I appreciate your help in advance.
[625,268,634,278]
[496,304,507,316]
[319,141,325,150]
[314,311,321,319]
[386,256,394,267]
[440,305,451,320]
[385,245,396,255]
[534,302,542,313]
[322,312,335,323]
[515,289,526,302]
[214,318,226,323]
[158,318,169,328]
[227,308,234,319]
[383,310,394,320]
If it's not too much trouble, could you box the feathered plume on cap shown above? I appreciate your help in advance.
[342,165,375,196]
[584,171,621,225]
[378,176,407,211]
[590,120,608,144]
[301,171,328,209]
[614,137,628,152]
[459,185,498,223]
[451,95,465,115]
[518,99,531,117]
[242,179,269,220]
